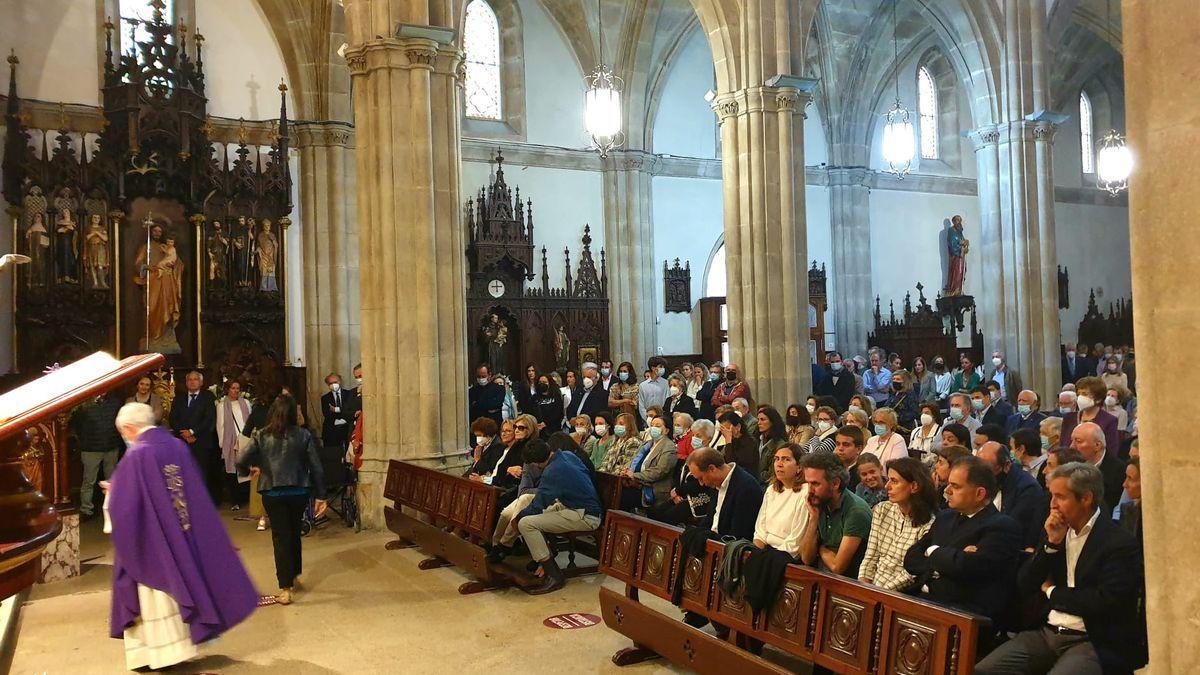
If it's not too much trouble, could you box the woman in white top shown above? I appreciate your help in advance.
[686,362,707,406]
[858,457,938,592]
[215,380,252,510]
[753,443,810,559]
[907,403,943,467]
[864,407,908,465]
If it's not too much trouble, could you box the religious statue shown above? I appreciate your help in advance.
[483,314,509,375]
[24,211,50,287]
[208,221,230,287]
[233,215,256,288]
[134,219,184,354]
[943,214,970,297]
[554,325,571,372]
[54,207,79,283]
[231,234,248,287]
[256,218,279,292]
[83,214,111,289]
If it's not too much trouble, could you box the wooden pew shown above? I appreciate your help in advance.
[598,510,983,674]
[382,460,624,594]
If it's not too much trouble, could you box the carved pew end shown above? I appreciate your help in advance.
[611,645,661,667]
[417,556,453,570]
[384,538,415,551]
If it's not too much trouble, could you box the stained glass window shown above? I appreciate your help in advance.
[917,66,938,160]
[463,0,502,120]
[1080,91,1095,174]
[119,0,174,55]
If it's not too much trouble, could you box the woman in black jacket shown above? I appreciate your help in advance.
[532,374,564,438]
[237,394,325,606]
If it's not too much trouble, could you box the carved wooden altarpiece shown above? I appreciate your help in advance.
[465,152,609,378]
[2,1,293,395]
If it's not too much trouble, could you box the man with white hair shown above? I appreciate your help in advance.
[1005,389,1047,435]
[985,350,1023,404]
[107,402,257,670]
[567,361,606,419]
[1054,390,1077,418]
[1069,421,1127,515]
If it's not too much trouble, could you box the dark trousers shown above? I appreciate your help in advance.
[974,626,1102,674]
[262,493,308,589]
[224,474,250,506]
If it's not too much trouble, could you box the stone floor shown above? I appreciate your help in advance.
[11,513,701,674]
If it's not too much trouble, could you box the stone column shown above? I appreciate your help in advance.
[968,0,1062,403]
[1125,0,1200,669]
[343,1,467,528]
[293,122,360,405]
[602,150,657,368]
[712,81,812,406]
[827,167,871,355]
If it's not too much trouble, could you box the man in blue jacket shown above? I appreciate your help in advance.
[977,441,1049,550]
[516,443,602,594]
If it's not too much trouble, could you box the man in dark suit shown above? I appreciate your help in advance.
[566,362,607,420]
[981,383,1014,427]
[1070,422,1126,516]
[468,363,505,426]
[1060,346,1085,388]
[815,350,855,412]
[320,372,355,452]
[977,442,1049,550]
[343,362,364,420]
[975,461,1146,674]
[169,370,219,499]
[687,447,763,540]
[905,455,1022,627]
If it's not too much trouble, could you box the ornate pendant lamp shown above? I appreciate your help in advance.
[881,0,915,177]
[1095,0,1132,195]
[584,0,623,157]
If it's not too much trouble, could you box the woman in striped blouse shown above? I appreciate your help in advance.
[857,457,938,592]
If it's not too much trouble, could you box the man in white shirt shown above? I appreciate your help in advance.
[974,462,1146,674]
[638,356,670,423]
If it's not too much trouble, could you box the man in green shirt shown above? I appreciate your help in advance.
[798,451,873,577]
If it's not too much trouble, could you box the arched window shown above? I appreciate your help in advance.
[463,0,502,121]
[119,0,174,54]
[1079,91,1095,174]
[917,66,938,160]
[705,244,726,297]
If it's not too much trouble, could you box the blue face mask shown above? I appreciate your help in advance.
[1040,435,1050,450]
[949,407,965,420]
[708,373,719,381]
[657,367,666,377]
[674,426,685,437]
[618,372,630,382]
[873,424,887,437]
[1059,406,1073,415]
[614,424,627,437]
[691,436,704,449]
[648,426,663,440]
[971,399,985,411]
[601,368,611,376]
[1017,404,1032,415]
[830,362,844,373]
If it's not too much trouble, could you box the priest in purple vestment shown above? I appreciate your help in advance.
[108,402,258,669]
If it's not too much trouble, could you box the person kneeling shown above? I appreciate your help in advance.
[515,442,603,594]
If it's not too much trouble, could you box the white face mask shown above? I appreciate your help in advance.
[477,378,488,386]
[329,382,341,392]
[817,420,833,432]
[1104,395,1117,408]
[805,403,816,414]
[574,426,588,436]
[920,413,934,427]
[1066,351,1075,359]
[475,435,488,446]
[992,357,1002,367]
[1077,395,1095,410]
[356,377,364,386]
[669,386,680,397]
[583,377,595,389]
[595,424,608,436]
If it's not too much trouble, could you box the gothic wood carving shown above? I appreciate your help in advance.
[870,283,984,367]
[663,258,691,313]
[1077,289,1133,349]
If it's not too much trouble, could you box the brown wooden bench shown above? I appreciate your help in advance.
[598,510,984,674]
[382,460,624,594]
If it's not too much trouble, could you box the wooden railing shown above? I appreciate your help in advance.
[598,510,983,674]
[383,460,625,594]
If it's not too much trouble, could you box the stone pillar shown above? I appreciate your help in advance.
[343,1,467,528]
[293,122,360,406]
[712,82,812,406]
[827,167,871,355]
[968,0,1062,403]
[602,150,657,368]
[1125,0,1200,669]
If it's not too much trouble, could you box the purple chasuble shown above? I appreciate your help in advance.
[109,426,258,643]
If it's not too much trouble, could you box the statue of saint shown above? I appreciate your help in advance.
[554,325,571,372]
[207,221,230,287]
[256,218,279,292]
[943,215,969,297]
[483,314,509,375]
[24,211,50,287]
[83,214,111,289]
[134,220,183,354]
[55,207,79,283]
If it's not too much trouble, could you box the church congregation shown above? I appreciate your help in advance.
[2,0,1195,672]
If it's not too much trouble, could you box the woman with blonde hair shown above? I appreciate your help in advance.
[686,362,707,406]
[599,412,643,473]
[752,443,810,559]
[864,407,908,464]
[569,415,597,461]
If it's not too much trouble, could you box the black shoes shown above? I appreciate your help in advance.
[485,544,511,564]
[527,556,567,595]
